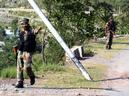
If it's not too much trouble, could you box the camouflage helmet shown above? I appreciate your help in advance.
[20,18,29,25]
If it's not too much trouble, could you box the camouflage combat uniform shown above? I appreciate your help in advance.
[105,17,116,49]
[16,18,36,88]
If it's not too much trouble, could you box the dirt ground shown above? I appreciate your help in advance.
[101,47,129,96]
[1,47,129,96]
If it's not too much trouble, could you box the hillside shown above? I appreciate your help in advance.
[0,0,29,8]
[0,0,123,8]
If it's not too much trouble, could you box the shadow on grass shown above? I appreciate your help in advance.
[94,76,129,82]
[92,41,129,49]
[110,48,129,51]
[76,54,95,61]
[25,86,120,92]
[78,57,92,60]
[114,42,129,45]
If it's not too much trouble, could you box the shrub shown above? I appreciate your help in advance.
[0,67,28,79]
[0,67,16,78]
[84,49,95,57]
[32,53,65,72]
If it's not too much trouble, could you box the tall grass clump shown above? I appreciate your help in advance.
[0,67,16,78]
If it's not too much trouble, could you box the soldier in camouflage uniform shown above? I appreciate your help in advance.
[15,18,41,88]
[105,16,116,49]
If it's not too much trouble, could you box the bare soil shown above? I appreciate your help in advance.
[101,48,129,96]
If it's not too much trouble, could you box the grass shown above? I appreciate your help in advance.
[9,11,38,19]
[0,66,28,79]
[86,36,129,60]
[41,64,65,72]
[35,63,106,88]
[0,67,16,78]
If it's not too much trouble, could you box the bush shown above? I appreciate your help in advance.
[32,53,65,72]
[37,0,95,64]
[45,37,64,64]
[0,38,16,69]
[84,49,95,57]
[32,53,43,71]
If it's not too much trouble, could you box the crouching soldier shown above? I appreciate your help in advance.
[15,18,41,88]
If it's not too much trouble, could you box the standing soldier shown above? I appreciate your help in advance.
[105,16,116,49]
[15,18,41,88]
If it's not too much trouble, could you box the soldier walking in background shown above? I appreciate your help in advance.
[105,16,116,49]
[15,18,41,88]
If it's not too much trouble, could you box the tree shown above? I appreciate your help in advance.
[115,0,129,35]
[0,26,6,41]
[93,2,113,23]
[92,2,114,37]
[0,38,16,70]
[120,0,129,15]
[35,0,95,64]
[11,18,18,36]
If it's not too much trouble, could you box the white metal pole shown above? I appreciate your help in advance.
[27,0,92,80]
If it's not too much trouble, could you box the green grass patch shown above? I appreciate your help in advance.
[0,66,28,79]
[34,63,65,73]
[32,53,65,72]
[86,36,129,60]
[9,11,38,19]
[41,64,65,72]
[0,67,16,78]
[36,63,107,88]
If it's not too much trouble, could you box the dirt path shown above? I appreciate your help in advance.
[101,48,129,96]
[1,47,129,96]
[0,80,106,96]
[0,79,106,96]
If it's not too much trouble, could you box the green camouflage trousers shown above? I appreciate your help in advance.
[17,51,35,82]
[106,31,113,49]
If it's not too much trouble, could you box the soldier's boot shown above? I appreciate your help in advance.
[109,44,112,49]
[106,45,109,49]
[30,75,35,85]
[109,46,112,49]
[26,67,35,85]
[15,81,24,88]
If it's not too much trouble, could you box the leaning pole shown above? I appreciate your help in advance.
[27,0,92,80]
